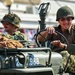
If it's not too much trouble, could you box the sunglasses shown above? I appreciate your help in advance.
[60,17,73,21]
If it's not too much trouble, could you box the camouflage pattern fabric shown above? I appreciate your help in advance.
[1,13,21,28]
[3,31,28,41]
[60,51,75,73]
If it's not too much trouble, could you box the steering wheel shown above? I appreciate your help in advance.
[34,29,69,52]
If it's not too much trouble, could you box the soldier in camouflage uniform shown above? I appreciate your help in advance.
[37,5,75,73]
[0,13,28,66]
[1,13,28,44]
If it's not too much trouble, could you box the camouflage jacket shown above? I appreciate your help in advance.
[2,31,28,41]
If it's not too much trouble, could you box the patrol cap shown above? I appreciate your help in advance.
[1,13,21,28]
[56,5,74,21]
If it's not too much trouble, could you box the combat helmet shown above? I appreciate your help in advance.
[1,13,21,28]
[56,5,74,21]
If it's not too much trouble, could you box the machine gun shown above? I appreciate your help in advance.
[38,2,50,30]
[38,2,50,47]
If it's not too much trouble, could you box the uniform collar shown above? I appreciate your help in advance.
[58,25,73,34]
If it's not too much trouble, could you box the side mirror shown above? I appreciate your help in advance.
[68,44,75,55]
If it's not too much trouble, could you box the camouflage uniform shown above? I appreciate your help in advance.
[61,51,75,73]
[3,31,28,41]
[1,13,28,43]
[1,13,28,66]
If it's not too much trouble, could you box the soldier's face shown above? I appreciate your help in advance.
[2,22,17,32]
[58,17,73,31]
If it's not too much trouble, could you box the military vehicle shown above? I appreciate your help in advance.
[0,2,75,75]
[0,28,74,75]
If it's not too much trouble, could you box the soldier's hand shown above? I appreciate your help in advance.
[46,26,57,35]
[51,40,67,49]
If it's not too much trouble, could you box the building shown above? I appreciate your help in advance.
[0,0,75,41]
[0,0,75,29]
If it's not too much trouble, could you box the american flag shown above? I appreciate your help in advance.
[24,29,37,41]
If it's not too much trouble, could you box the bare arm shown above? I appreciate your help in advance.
[37,31,48,42]
[37,26,56,42]
[37,26,67,49]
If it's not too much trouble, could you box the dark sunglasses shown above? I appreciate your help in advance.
[60,17,73,21]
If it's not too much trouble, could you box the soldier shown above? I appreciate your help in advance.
[37,5,75,73]
[1,13,28,44]
[0,13,29,66]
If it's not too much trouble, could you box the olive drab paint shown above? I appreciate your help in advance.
[56,6,74,21]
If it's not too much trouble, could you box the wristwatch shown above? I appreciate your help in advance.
[63,44,67,50]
